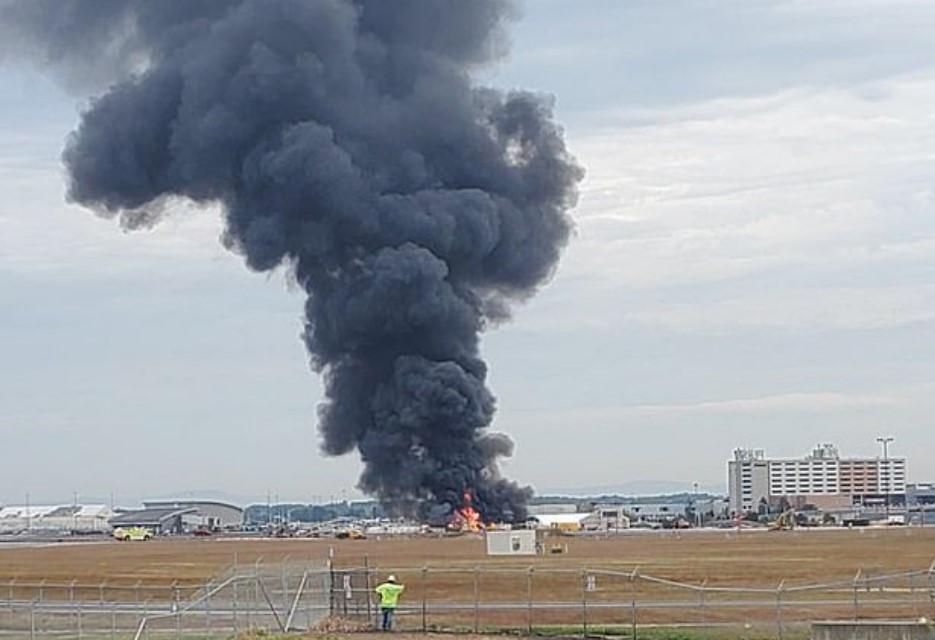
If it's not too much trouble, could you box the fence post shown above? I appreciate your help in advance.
[304,560,313,631]
[364,556,373,628]
[473,566,480,634]
[327,559,334,618]
[630,567,639,640]
[285,570,308,632]
[341,572,349,617]
[205,585,212,633]
[100,580,107,638]
[527,567,534,635]
[73,580,82,639]
[30,600,35,640]
[581,570,588,638]
[233,573,239,632]
[313,558,322,629]
[699,578,707,626]
[421,566,428,633]
[853,570,861,620]
[169,582,180,639]
[928,559,935,612]
[258,558,266,630]
[256,576,286,633]
[776,580,785,640]
[247,574,254,630]
[281,555,290,618]
[69,580,76,625]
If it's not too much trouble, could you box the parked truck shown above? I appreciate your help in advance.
[112,526,153,541]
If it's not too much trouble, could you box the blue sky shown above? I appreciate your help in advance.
[3,0,935,505]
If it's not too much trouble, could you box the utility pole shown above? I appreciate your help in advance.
[876,436,894,520]
[693,482,701,527]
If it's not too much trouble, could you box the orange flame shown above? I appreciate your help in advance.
[449,491,484,532]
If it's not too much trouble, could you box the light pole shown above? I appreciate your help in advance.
[876,436,894,520]
[692,482,701,527]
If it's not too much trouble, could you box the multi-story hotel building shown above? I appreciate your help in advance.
[728,444,906,515]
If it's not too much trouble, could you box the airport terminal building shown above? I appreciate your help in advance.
[141,500,244,530]
[108,500,244,534]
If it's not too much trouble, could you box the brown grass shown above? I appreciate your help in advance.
[2,528,933,627]
[0,528,933,587]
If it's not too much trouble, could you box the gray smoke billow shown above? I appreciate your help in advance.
[2,0,582,522]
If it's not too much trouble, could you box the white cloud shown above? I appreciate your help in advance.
[504,75,935,335]
[632,391,899,415]
[500,390,899,423]
[626,284,935,333]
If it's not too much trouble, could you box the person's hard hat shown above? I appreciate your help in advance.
[388,575,397,583]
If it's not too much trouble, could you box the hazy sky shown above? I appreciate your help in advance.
[3,0,935,505]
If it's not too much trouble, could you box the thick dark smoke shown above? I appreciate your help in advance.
[1,0,582,522]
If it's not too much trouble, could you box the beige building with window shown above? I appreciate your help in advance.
[728,444,906,515]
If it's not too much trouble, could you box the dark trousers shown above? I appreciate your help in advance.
[381,607,395,630]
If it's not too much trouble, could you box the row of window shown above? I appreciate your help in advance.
[773,462,837,467]
[771,475,840,479]
[771,485,837,489]
[751,460,906,470]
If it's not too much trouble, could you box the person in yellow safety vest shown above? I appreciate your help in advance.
[375,574,405,630]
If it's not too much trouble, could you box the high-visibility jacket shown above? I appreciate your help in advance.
[375,582,405,608]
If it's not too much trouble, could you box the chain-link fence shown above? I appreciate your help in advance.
[333,560,935,637]
[0,558,329,639]
[2,558,934,638]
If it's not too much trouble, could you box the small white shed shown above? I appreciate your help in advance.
[485,529,537,556]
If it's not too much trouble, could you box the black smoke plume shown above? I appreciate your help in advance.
[1,0,582,522]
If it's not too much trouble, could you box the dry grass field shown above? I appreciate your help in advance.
[0,527,932,587]
[1,529,934,630]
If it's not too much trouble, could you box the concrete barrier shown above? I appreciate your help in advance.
[812,620,935,640]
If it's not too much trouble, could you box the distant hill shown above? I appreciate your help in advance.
[47,482,726,515]
[536,480,725,499]
[530,492,721,506]
[142,489,264,507]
